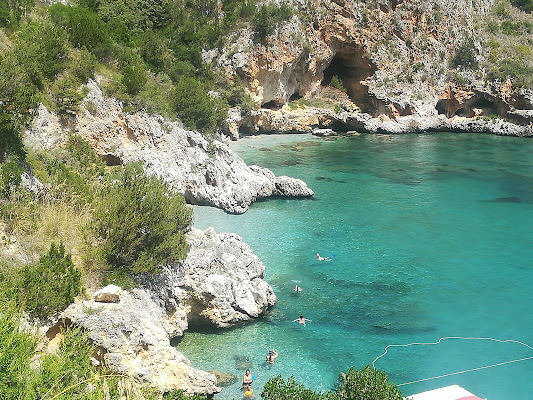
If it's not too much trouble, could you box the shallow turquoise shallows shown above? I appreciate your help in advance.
[178,132,533,400]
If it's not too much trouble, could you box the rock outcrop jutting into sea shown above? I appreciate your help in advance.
[61,227,276,394]
[25,79,313,214]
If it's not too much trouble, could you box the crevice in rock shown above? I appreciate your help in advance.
[321,48,376,113]
[289,92,302,102]
[46,318,73,340]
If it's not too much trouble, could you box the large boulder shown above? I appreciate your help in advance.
[62,289,220,395]
[60,226,276,394]
[145,227,277,328]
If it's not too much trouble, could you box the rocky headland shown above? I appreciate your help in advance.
[54,227,275,395]
[25,80,313,214]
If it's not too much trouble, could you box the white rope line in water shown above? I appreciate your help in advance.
[397,355,533,386]
[372,336,533,387]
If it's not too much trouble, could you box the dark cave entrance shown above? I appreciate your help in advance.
[261,99,283,110]
[321,50,375,113]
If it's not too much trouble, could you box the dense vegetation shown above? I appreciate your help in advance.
[260,367,403,400]
[0,299,207,400]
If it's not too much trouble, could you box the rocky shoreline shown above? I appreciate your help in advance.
[231,103,533,138]
[54,227,275,395]
[25,80,314,215]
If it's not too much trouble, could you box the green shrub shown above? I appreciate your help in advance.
[49,4,110,53]
[0,301,36,398]
[68,48,98,83]
[49,72,85,118]
[0,53,41,127]
[14,19,69,88]
[261,367,403,400]
[172,77,228,132]
[500,20,522,35]
[261,376,329,400]
[0,157,24,199]
[163,390,208,400]
[451,38,478,69]
[329,75,347,92]
[121,64,147,95]
[65,135,106,180]
[510,0,533,12]
[335,366,403,400]
[91,163,192,276]
[0,0,35,29]
[140,29,174,72]
[0,107,26,161]
[253,3,294,43]
[18,242,82,320]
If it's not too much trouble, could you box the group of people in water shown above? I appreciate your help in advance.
[241,252,332,397]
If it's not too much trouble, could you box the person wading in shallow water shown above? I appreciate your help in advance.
[266,349,278,364]
[242,369,253,389]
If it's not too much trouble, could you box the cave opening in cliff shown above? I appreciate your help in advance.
[321,50,375,113]
[261,99,283,110]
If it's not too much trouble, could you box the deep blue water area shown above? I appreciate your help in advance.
[178,132,533,400]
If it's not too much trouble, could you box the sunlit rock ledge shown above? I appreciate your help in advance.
[25,79,314,215]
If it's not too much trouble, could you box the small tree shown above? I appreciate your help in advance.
[91,163,192,276]
[261,375,329,400]
[19,242,82,320]
[329,75,347,92]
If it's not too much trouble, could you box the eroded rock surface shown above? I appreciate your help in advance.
[25,80,314,214]
[60,227,275,394]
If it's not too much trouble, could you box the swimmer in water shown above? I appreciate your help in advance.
[292,315,312,326]
[294,285,302,292]
[315,253,332,261]
[242,369,253,389]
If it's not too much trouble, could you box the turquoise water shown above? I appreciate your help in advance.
[178,133,533,400]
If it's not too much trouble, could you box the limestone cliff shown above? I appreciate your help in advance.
[215,0,533,137]
[59,227,275,394]
[24,79,313,214]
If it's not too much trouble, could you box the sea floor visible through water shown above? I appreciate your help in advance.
[177,132,533,400]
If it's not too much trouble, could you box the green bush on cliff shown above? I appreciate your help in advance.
[91,163,192,278]
[511,0,533,12]
[13,242,82,320]
[451,37,479,70]
[260,366,403,400]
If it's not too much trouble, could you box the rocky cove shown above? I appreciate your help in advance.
[17,0,533,396]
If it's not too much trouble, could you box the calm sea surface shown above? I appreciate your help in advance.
[178,132,533,400]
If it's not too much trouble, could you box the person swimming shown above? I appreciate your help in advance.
[315,253,332,261]
[294,285,302,292]
[292,315,312,326]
